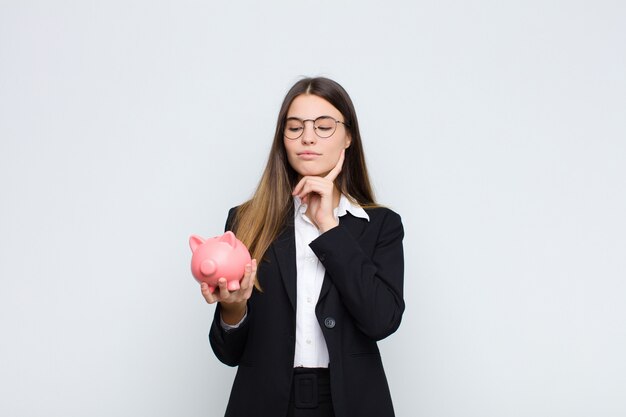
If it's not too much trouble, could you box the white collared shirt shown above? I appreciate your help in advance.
[293,194,369,368]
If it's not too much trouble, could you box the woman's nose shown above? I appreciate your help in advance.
[301,121,317,144]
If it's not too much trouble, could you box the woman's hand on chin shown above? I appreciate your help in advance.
[292,149,345,232]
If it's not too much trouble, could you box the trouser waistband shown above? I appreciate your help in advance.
[290,367,331,410]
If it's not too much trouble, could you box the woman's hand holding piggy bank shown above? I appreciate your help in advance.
[189,231,252,293]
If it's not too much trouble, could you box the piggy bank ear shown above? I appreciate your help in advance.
[219,231,237,248]
[189,235,205,252]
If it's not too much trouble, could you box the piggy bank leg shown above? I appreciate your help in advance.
[227,280,241,291]
[208,285,217,293]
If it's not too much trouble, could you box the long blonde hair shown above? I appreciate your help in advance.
[233,78,377,286]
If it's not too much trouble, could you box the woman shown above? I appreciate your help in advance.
[201,77,405,417]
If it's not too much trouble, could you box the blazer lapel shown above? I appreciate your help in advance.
[272,221,297,311]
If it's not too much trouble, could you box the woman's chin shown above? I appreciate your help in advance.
[294,165,329,178]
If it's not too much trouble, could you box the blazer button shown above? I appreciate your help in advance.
[324,317,336,329]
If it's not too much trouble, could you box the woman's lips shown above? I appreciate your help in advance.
[297,152,321,160]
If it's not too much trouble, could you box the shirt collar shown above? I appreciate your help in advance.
[293,194,370,222]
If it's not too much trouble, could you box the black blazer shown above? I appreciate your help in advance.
[209,205,405,417]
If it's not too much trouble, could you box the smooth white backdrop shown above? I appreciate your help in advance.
[1,1,625,416]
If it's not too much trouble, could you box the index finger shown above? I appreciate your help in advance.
[325,148,345,181]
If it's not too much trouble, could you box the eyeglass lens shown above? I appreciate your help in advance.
[284,117,338,139]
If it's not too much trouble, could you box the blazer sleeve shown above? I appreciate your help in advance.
[309,208,405,341]
[208,206,250,366]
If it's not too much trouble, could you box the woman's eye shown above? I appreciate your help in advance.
[287,127,302,132]
[317,127,332,131]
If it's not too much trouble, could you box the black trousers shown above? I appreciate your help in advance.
[287,368,335,417]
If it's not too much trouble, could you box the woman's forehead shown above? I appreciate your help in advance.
[287,94,342,119]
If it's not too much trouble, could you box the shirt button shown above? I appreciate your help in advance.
[306,339,312,344]
[324,317,336,329]
[307,297,312,304]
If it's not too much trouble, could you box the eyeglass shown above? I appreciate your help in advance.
[284,116,348,140]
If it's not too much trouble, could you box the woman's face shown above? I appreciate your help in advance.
[283,94,351,178]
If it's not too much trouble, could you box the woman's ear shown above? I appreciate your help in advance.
[345,135,352,149]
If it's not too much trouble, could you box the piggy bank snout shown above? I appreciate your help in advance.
[200,259,217,276]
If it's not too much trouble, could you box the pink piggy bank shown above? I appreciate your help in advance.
[189,231,252,293]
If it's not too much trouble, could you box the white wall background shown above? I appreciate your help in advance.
[1,1,625,416]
